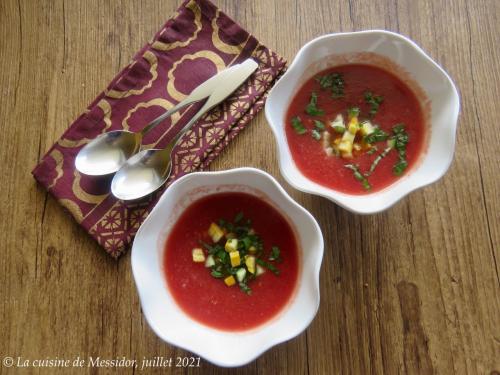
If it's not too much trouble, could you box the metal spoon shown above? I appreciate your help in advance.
[110,59,258,201]
[75,59,257,176]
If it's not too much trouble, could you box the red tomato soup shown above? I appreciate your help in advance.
[164,192,300,332]
[285,64,426,194]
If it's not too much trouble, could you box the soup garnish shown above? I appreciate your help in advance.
[164,192,299,331]
[285,64,425,193]
[191,212,282,295]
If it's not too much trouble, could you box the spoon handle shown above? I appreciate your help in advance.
[139,100,190,137]
[168,99,214,149]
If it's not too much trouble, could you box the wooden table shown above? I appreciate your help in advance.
[1,0,498,374]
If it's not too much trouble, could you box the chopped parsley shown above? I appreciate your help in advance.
[305,92,325,116]
[364,127,389,144]
[391,124,409,175]
[291,116,307,134]
[316,72,345,98]
[364,91,384,117]
[345,164,371,190]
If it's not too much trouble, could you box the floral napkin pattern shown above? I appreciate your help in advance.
[32,0,286,258]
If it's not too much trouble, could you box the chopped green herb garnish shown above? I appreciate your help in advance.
[269,246,281,262]
[211,270,224,278]
[364,127,389,144]
[305,92,325,116]
[365,146,393,176]
[313,120,325,130]
[239,282,252,295]
[345,164,371,190]
[391,124,409,175]
[393,159,408,175]
[364,91,384,117]
[234,211,244,223]
[291,116,307,134]
[196,215,283,295]
[347,107,360,118]
[311,129,321,140]
[367,146,378,155]
[315,72,345,98]
[256,258,280,275]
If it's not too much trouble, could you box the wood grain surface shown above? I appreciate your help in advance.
[0,0,499,374]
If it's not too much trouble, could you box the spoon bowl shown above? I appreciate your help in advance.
[111,148,172,201]
[75,130,141,176]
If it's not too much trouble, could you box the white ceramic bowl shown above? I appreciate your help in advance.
[265,30,460,214]
[131,168,324,367]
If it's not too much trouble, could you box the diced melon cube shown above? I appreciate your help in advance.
[208,223,224,243]
[224,275,236,287]
[225,238,238,252]
[248,246,257,254]
[236,268,247,282]
[330,114,345,133]
[230,251,241,267]
[246,255,256,274]
[360,120,375,136]
[256,264,265,276]
[192,248,205,263]
[205,254,215,268]
[348,117,359,134]
[338,130,355,158]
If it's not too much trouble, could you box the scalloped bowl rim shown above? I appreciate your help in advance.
[131,167,324,367]
[265,30,460,214]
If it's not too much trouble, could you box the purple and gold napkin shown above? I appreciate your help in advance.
[32,0,286,258]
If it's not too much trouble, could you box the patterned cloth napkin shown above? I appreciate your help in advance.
[32,0,286,258]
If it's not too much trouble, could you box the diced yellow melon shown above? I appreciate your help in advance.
[191,248,205,263]
[348,117,359,134]
[338,130,355,158]
[248,246,257,254]
[225,238,238,252]
[246,255,256,274]
[208,223,224,243]
[230,251,241,267]
[224,275,236,287]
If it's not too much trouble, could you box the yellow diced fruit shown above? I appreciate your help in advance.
[191,248,205,263]
[246,255,256,274]
[230,251,241,267]
[248,246,257,254]
[348,118,359,134]
[225,238,238,252]
[224,275,236,287]
[338,130,355,158]
[208,223,224,243]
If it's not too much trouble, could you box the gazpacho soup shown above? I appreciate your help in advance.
[164,192,300,331]
[285,63,427,194]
